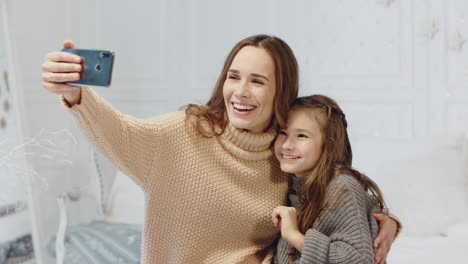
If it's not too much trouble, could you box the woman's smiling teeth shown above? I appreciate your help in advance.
[232,102,256,111]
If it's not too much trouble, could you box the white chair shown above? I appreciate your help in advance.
[49,150,145,264]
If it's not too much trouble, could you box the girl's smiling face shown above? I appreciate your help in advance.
[274,109,324,177]
[223,46,276,133]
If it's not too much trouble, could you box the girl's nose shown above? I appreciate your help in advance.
[282,137,295,150]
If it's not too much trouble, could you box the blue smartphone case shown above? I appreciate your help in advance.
[61,48,115,87]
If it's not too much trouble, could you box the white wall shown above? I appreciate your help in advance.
[37,0,468,138]
[5,0,468,262]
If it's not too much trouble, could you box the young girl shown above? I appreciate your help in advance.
[272,95,393,264]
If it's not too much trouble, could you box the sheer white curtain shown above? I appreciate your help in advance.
[0,0,43,262]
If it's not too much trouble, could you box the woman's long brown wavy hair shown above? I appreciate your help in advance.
[185,34,299,137]
[289,95,387,260]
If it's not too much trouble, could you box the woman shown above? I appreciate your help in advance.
[41,35,398,264]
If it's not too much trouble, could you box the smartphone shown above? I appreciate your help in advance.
[61,48,115,87]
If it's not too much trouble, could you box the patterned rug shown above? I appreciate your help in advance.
[47,220,142,264]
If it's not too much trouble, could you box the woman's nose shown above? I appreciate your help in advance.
[235,81,250,98]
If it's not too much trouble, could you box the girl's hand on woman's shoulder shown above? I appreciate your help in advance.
[271,206,305,251]
[372,213,399,264]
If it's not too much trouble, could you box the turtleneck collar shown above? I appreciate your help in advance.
[218,122,277,161]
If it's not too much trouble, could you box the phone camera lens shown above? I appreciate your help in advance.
[99,52,110,58]
[95,64,102,71]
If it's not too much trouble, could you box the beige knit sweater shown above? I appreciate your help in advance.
[61,87,289,264]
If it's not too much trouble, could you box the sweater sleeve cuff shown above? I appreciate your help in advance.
[300,229,330,263]
[60,94,74,109]
[59,87,102,117]
[59,87,93,110]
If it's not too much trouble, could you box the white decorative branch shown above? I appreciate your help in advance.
[449,32,466,52]
[423,20,439,40]
[0,129,77,217]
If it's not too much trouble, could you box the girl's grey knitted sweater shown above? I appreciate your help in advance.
[273,174,383,264]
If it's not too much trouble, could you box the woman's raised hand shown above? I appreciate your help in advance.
[41,40,83,106]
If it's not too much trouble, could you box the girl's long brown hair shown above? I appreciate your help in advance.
[289,95,387,260]
[185,34,298,137]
